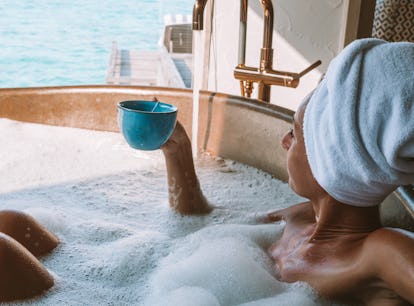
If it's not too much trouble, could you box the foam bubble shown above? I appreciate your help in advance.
[146,224,288,305]
[149,287,220,306]
[23,207,68,234]
[0,119,345,306]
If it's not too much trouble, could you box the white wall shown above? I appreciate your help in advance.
[203,0,350,110]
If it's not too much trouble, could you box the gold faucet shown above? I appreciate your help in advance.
[192,0,321,102]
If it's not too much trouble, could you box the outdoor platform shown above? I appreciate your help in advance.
[106,41,192,88]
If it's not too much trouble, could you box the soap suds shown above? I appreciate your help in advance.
[0,119,339,305]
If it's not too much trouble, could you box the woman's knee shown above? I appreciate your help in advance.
[0,233,54,301]
[0,210,58,256]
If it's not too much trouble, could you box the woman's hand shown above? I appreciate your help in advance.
[161,121,191,155]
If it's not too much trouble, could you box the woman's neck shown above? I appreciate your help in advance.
[310,196,381,241]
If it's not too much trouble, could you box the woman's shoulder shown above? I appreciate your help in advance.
[366,227,414,247]
[362,227,414,304]
[363,227,414,274]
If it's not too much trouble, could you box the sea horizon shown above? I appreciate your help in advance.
[0,0,194,88]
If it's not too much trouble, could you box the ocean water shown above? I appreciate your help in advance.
[0,0,193,88]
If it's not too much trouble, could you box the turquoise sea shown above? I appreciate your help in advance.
[0,0,194,88]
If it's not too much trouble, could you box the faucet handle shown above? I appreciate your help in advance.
[296,60,322,79]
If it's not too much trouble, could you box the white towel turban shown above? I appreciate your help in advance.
[303,38,414,207]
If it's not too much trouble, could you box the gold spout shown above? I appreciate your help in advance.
[192,0,208,30]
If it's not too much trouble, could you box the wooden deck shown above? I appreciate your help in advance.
[106,41,192,88]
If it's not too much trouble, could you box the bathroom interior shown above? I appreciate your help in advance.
[0,0,413,305]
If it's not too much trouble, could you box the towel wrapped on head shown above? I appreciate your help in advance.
[303,38,414,207]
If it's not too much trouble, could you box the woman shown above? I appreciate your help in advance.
[161,38,414,305]
[0,211,58,301]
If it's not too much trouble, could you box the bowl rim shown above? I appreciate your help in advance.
[117,100,177,114]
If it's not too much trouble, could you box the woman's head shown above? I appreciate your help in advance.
[299,38,414,207]
[281,92,326,200]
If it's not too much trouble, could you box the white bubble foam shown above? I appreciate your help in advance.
[147,233,284,305]
[149,287,220,306]
[0,119,346,306]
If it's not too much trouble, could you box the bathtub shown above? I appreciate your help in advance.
[0,85,412,230]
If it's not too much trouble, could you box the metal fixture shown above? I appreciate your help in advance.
[192,0,321,102]
[192,0,208,31]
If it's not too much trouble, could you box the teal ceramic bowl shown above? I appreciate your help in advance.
[117,100,178,151]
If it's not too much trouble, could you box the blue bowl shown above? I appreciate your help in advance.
[117,100,178,151]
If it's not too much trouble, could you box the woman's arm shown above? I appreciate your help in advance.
[161,122,212,215]
[261,201,314,224]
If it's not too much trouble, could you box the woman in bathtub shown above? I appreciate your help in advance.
[160,38,414,306]
[0,211,58,301]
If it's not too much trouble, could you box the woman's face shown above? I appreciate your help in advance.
[281,94,324,199]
